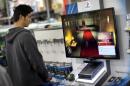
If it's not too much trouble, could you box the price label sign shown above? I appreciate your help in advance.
[77,0,100,13]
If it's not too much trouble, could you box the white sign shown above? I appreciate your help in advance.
[78,0,100,12]
[33,29,71,63]
[98,46,116,55]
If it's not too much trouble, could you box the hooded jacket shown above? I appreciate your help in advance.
[5,28,48,86]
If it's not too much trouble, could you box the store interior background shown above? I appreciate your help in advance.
[0,0,130,85]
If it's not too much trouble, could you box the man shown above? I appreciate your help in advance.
[5,4,49,86]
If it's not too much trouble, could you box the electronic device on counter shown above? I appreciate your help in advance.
[61,8,119,84]
[61,8,120,59]
[78,61,104,80]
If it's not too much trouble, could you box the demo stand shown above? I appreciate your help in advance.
[74,59,110,86]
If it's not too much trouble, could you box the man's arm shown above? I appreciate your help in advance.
[21,32,49,82]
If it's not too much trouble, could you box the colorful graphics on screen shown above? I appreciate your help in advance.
[62,8,119,59]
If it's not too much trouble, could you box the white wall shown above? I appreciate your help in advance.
[103,0,129,76]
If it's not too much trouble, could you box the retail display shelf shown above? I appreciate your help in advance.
[125,29,130,32]
[127,49,130,54]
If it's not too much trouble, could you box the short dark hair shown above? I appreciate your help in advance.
[12,4,33,22]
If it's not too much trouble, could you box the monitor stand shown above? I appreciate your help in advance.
[78,59,104,80]
[83,58,99,63]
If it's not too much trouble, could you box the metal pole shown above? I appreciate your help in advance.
[45,0,50,20]
[5,0,11,25]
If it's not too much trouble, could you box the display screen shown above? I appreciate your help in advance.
[61,8,120,59]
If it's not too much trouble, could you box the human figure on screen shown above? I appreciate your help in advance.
[79,20,99,57]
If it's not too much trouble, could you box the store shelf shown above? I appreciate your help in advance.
[125,27,130,32]
[125,29,130,32]
[125,28,130,54]
[126,49,130,54]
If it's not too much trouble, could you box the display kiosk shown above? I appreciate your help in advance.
[61,7,120,85]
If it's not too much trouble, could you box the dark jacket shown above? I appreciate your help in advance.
[5,28,48,86]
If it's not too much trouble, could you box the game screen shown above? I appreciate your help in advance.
[61,8,119,59]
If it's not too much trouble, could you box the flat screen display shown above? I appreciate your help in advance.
[61,8,120,59]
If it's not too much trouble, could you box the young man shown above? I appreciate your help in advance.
[5,5,49,86]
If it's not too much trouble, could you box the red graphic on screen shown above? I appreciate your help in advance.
[80,29,99,57]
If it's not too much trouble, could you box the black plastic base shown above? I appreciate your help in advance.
[78,61,104,80]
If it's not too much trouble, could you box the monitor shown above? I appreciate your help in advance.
[61,8,120,59]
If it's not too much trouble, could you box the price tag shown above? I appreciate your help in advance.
[77,0,100,13]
